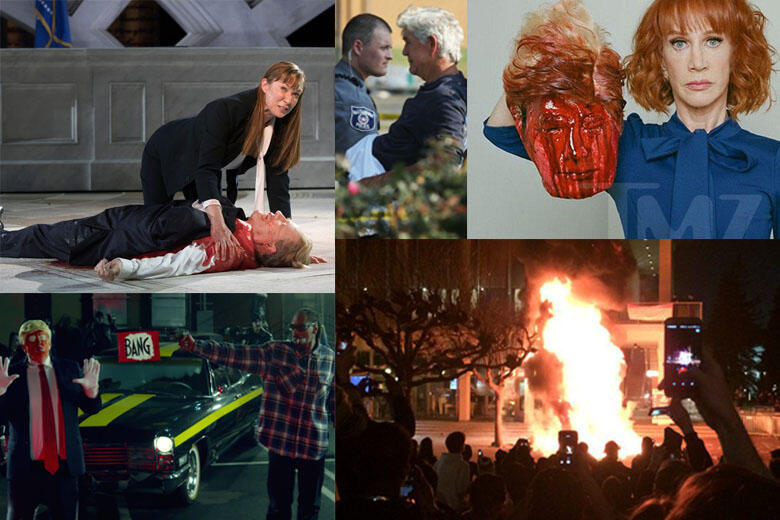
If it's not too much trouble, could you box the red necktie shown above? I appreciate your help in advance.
[38,364,59,474]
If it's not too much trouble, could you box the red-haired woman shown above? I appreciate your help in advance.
[485,0,778,239]
[140,61,304,260]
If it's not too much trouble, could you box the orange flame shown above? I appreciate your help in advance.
[529,278,641,458]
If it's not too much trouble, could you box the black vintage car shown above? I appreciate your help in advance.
[77,346,263,505]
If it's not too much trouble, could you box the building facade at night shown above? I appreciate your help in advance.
[342,240,702,422]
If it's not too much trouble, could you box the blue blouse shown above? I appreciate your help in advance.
[483,113,780,238]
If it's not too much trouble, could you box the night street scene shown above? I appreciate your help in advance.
[0,293,335,520]
[335,240,780,520]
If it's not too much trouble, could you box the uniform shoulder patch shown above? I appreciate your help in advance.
[350,106,378,132]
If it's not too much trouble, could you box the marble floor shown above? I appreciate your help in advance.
[0,190,335,293]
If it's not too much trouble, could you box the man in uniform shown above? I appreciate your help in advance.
[346,6,467,183]
[335,14,393,155]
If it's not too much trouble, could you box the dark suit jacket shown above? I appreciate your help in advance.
[147,89,260,202]
[68,199,247,266]
[0,356,102,479]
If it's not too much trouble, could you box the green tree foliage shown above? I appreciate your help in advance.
[335,137,466,238]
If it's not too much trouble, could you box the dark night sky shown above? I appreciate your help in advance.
[672,241,780,324]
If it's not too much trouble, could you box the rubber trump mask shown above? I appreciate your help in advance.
[513,97,620,198]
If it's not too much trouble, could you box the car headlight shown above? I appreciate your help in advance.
[154,436,174,455]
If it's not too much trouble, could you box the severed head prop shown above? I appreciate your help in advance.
[503,0,625,199]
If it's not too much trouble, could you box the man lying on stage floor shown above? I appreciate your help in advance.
[0,198,320,281]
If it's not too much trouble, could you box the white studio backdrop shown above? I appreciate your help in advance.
[467,0,780,238]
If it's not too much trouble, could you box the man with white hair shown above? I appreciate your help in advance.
[346,5,467,182]
[0,199,316,280]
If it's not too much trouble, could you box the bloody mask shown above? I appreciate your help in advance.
[513,96,619,199]
[22,329,51,364]
[289,312,317,352]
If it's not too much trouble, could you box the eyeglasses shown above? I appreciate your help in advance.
[288,323,312,332]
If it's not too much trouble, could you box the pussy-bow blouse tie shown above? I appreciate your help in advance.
[639,114,755,238]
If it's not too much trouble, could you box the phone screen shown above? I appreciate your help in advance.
[649,406,669,417]
[558,430,578,466]
[664,318,702,397]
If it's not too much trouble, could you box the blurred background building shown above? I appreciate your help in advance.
[0,293,335,357]
[337,240,708,423]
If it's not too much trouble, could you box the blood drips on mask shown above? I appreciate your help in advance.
[514,96,619,199]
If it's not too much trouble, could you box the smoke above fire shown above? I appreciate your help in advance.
[525,277,641,457]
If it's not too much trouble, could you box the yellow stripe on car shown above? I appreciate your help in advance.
[173,388,263,446]
[77,392,124,417]
[79,394,156,427]
[100,393,123,403]
[160,343,179,357]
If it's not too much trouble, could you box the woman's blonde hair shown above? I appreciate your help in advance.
[241,61,305,171]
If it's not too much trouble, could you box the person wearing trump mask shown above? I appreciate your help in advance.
[0,320,101,520]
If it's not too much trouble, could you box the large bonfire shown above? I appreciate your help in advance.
[525,278,641,457]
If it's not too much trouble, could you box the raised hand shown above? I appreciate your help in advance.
[0,357,20,396]
[667,397,695,436]
[73,358,100,398]
[179,334,196,351]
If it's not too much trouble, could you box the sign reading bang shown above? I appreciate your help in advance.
[118,331,161,363]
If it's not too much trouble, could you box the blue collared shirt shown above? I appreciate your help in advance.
[483,112,780,238]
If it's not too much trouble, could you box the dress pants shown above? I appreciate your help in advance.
[6,460,78,520]
[265,168,291,218]
[0,203,212,266]
[267,451,325,520]
[0,218,97,262]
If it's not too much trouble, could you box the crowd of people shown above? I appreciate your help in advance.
[336,346,780,519]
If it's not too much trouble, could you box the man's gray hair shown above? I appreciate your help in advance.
[397,5,463,64]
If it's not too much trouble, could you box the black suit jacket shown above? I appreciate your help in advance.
[147,89,260,202]
[68,199,247,266]
[0,356,102,479]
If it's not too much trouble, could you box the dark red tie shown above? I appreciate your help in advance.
[38,365,59,474]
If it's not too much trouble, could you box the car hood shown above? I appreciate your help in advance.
[78,392,215,443]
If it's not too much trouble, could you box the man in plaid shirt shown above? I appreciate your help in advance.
[179,308,334,520]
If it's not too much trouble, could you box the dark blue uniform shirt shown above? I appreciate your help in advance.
[334,60,380,155]
[373,71,467,170]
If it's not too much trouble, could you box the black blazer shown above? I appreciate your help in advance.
[0,356,102,479]
[147,89,260,202]
[68,199,247,266]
